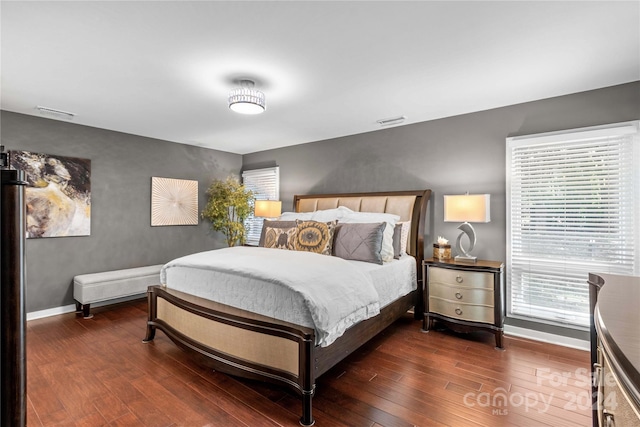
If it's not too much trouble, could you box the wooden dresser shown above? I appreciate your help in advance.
[589,273,640,427]
[422,258,504,349]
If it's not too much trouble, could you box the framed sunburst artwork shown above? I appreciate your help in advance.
[151,177,198,226]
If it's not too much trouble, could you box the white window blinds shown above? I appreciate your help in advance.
[506,122,639,328]
[242,166,279,246]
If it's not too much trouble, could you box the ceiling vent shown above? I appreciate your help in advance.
[376,115,406,127]
[36,106,76,120]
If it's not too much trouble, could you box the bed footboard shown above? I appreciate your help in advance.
[143,285,317,426]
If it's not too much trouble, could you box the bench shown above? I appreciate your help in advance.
[73,264,163,318]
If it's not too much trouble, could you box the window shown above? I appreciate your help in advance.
[242,166,280,246]
[506,122,639,328]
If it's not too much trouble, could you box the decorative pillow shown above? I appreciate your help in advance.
[333,222,385,264]
[392,223,402,259]
[399,221,410,255]
[294,220,337,255]
[392,221,411,259]
[339,212,400,262]
[263,226,297,250]
[259,220,297,247]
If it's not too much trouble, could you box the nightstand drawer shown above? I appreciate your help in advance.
[429,297,495,324]
[429,282,494,306]
[429,267,493,290]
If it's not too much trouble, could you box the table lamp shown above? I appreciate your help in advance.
[254,200,282,219]
[443,194,491,262]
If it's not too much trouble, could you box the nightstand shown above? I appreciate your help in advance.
[422,258,505,349]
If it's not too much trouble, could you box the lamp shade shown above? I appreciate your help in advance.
[254,200,282,218]
[444,194,491,223]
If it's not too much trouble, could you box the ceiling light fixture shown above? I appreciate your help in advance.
[35,106,76,120]
[228,80,266,115]
[376,115,406,127]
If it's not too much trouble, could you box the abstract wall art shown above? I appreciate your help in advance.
[151,177,198,226]
[10,150,91,238]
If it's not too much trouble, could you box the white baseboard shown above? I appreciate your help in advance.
[27,304,77,321]
[26,294,146,321]
[505,324,589,351]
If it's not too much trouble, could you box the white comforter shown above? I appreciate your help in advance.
[161,246,381,347]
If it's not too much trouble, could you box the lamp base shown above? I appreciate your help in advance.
[454,222,478,263]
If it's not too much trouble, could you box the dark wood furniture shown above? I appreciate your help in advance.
[422,258,505,349]
[144,189,431,426]
[1,169,28,427]
[589,273,640,427]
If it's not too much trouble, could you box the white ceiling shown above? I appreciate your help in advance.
[1,1,638,155]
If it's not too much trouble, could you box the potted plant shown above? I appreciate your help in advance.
[201,177,254,246]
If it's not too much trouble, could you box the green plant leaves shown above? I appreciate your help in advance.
[201,177,253,246]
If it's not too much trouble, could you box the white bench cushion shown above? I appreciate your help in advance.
[74,264,163,305]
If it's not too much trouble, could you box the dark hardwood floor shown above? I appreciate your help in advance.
[26,299,592,426]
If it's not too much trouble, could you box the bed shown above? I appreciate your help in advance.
[143,189,431,425]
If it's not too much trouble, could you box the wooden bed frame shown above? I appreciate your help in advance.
[143,189,431,425]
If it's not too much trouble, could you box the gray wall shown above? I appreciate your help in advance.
[244,82,640,261]
[243,81,640,337]
[1,111,242,312]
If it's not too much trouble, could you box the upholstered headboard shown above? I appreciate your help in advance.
[293,190,431,261]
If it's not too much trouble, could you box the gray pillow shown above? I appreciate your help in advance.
[333,222,385,264]
[392,223,402,259]
[259,220,297,247]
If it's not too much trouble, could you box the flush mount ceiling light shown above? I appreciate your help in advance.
[228,79,266,115]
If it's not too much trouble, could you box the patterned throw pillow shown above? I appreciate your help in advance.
[259,220,297,247]
[263,226,297,250]
[294,220,337,255]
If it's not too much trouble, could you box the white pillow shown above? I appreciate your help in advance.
[339,211,400,262]
[279,211,313,221]
[398,221,410,255]
[311,206,352,222]
[279,206,353,222]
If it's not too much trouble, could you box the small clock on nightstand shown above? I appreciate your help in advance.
[422,258,505,349]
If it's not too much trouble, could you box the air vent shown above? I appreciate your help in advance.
[36,106,76,120]
[376,115,406,127]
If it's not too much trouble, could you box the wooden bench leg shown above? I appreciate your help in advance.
[75,301,93,319]
[82,303,93,319]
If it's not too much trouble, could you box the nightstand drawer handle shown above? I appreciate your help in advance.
[593,363,602,388]
[455,308,463,315]
[603,410,615,427]
[455,292,463,300]
[456,275,463,283]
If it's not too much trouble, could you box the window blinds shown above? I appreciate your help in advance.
[242,166,279,246]
[506,122,639,328]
